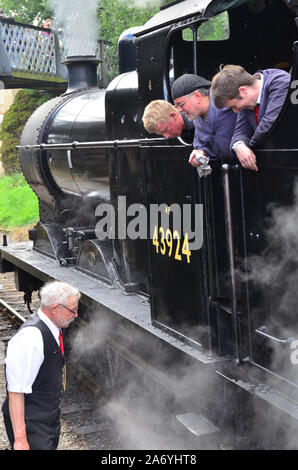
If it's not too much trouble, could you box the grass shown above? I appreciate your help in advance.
[0,173,39,230]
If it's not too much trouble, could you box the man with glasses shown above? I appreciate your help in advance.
[2,280,80,450]
[171,74,237,173]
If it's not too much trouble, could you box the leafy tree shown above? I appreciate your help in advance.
[98,0,160,80]
[0,89,55,172]
[0,0,51,24]
[183,12,229,41]
[197,11,229,40]
[99,0,158,45]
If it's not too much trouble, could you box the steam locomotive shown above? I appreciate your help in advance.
[1,0,298,449]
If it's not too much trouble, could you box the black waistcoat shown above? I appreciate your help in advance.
[2,313,64,424]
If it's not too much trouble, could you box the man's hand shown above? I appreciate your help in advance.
[189,149,212,177]
[13,437,30,450]
[234,142,258,171]
[189,149,206,167]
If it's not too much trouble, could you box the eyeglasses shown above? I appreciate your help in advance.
[58,304,78,315]
[175,99,188,110]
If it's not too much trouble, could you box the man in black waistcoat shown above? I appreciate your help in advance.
[2,280,80,450]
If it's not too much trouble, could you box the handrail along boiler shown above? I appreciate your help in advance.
[2,0,298,448]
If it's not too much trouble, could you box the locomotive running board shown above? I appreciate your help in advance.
[0,241,230,367]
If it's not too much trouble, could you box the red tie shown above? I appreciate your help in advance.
[255,104,260,124]
[59,330,64,357]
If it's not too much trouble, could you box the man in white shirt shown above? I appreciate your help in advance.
[2,280,80,450]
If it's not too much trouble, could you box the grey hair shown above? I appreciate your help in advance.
[187,88,210,98]
[40,281,81,307]
[197,87,210,97]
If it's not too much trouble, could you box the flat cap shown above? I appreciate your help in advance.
[171,74,211,99]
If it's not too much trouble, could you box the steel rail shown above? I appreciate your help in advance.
[0,297,26,324]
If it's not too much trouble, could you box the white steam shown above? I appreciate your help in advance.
[244,180,298,322]
[70,314,215,449]
[48,0,163,57]
[49,0,101,56]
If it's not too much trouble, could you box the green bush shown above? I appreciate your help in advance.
[0,89,55,173]
[0,173,39,228]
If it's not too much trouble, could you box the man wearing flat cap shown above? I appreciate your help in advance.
[171,74,237,170]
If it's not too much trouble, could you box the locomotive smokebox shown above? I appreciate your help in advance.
[61,55,100,93]
[19,52,108,229]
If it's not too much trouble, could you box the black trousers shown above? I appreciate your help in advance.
[3,412,60,450]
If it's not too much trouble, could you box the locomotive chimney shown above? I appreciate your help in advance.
[61,55,100,94]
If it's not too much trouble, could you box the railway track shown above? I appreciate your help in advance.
[0,272,124,450]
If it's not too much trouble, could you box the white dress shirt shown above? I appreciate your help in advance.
[255,72,264,105]
[5,309,60,394]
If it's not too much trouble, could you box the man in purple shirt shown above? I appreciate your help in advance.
[211,65,291,171]
[171,74,237,173]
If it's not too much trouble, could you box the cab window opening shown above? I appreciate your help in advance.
[182,12,230,42]
[165,1,297,103]
[164,12,231,100]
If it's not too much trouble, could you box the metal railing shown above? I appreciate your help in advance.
[1,19,62,77]
[17,137,166,151]
[0,19,112,86]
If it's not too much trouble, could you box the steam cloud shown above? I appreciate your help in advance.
[48,0,164,57]
[70,314,215,449]
[244,180,298,325]
[49,0,101,56]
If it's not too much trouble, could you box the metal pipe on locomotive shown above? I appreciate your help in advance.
[2,0,298,449]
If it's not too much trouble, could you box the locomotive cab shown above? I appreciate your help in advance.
[134,0,298,359]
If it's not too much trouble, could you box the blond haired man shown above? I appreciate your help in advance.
[142,99,194,143]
